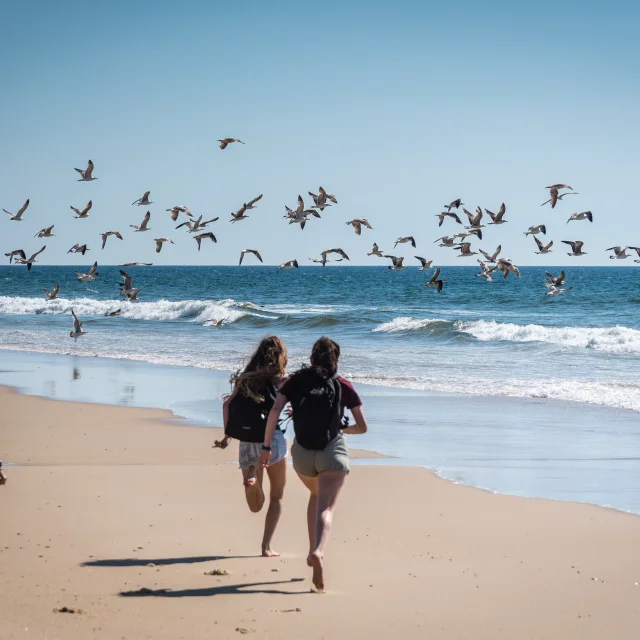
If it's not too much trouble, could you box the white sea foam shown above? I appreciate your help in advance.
[372,316,446,333]
[457,320,640,355]
[0,296,272,324]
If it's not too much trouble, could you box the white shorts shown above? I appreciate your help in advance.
[238,430,287,470]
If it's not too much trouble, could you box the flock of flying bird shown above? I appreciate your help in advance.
[3,141,637,337]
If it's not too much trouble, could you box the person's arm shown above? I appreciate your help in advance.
[259,392,289,467]
[213,397,232,449]
[341,405,368,435]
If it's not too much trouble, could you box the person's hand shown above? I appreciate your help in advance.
[259,449,271,468]
[284,404,293,418]
[213,437,230,450]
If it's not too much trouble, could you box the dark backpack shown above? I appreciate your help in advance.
[225,382,277,443]
[292,372,341,450]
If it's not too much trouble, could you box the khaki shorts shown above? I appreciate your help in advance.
[291,432,350,478]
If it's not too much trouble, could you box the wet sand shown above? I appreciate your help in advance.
[1,386,639,639]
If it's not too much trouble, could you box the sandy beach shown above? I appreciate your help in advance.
[1,385,639,639]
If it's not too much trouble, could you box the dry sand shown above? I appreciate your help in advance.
[1,386,639,639]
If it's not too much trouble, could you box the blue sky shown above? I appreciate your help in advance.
[1,0,639,266]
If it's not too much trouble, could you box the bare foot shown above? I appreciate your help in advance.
[261,547,280,558]
[244,477,265,513]
[308,551,324,591]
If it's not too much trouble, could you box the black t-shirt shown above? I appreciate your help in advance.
[280,371,362,416]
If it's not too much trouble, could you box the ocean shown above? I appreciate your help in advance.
[1,264,639,514]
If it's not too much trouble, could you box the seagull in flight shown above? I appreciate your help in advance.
[542,185,576,208]
[476,260,496,282]
[176,215,219,233]
[367,243,384,257]
[486,203,507,225]
[67,243,89,255]
[69,310,87,340]
[74,159,97,181]
[566,211,593,224]
[479,245,502,263]
[231,194,263,222]
[425,268,444,292]
[524,224,547,236]
[284,196,318,230]
[5,249,26,264]
[346,219,373,235]
[606,246,636,260]
[444,199,464,212]
[132,191,153,206]
[166,205,192,221]
[218,138,244,149]
[119,262,153,267]
[496,258,521,279]
[545,271,566,286]
[71,200,92,218]
[534,237,553,254]
[435,236,456,247]
[454,242,478,257]
[320,248,350,265]
[563,240,587,256]
[394,236,416,249]
[75,261,99,282]
[415,256,433,270]
[4,199,29,221]
[384,255,406,270]
[239,249,263,266]
[435,211,463,227]
[454,228,483,241]
[463,207,484,229]
[131,211,151,232]
[544,282,573,296]
[14,246,46,271]
[309,186,337,210]
[154,238,174,253]
[193,232,217,251]
[44,284,60,300]
[35,225,55,238]
[279,259,299,270]
[101,231,123,249]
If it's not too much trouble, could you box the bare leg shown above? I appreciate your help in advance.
[309,470,348,591]
[297,473,318,564]
[242,466,265,513]
[261,458,286,557]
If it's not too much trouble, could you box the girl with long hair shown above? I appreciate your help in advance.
[214,336,289,557]
[260,337,368,589]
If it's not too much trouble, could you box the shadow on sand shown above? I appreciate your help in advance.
[81,555,256,568]
[119,578,309,598]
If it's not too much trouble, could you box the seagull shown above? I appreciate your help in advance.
[4,199,29,221]
[218,138,244,149]
[131,211,151,232]
[279,259,299,270]
[425,268,444,292]
[544,281,573,296]
[486,203,507,225]
[545,271,567,286]
[394,236,416,249]
[69,310,87,340]
[524,224,547,236]
[606,246,633,259]
[67,243,89,255]
[74,159,97,181]
[444,199,464,212]
[310,256,343,264]
[346,218,374,235]
[367,243,385,257]
[126,289,140,301]
[239,249,263,265]
[454,228,483,241]
[5,249,26,264]
[44,284,60,300]
[309,186,337,210]
[479,245,502,263]
[75,262,99,282]
[563,240,587,256]
[285,196,318,230]
[35,225,55,238]
[231,194,263,222]
[454,242,478,257]
[415,256,433,270]
[566,210,593,224]
[71,200,92,218]
[476,260,496,282]
[119,262,153,267]
[166,205,192,221]
[14,246,46,271]
[154,238,174,253]
[435,211,463,227]
[193,232,217,251]
[534,237,553,254]
[463,207,484,229]
[105,309,121,316]
[176,215,219,233]
[435,236,456,247]
[119,270,134,294]
[101,231,123,249]
[132,191,153,206]
[320,248,350,265]
[542,186,577,208]
[384,255,406,270]
[496,258,521,279]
